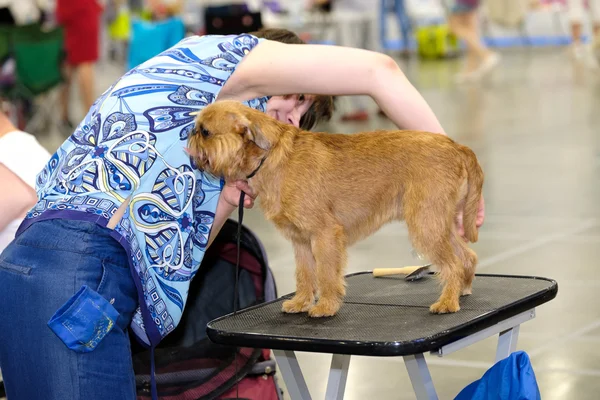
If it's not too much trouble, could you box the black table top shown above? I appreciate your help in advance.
[207,272,557,356]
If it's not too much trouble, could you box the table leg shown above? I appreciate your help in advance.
[273,349,312,400]
[403,353,438,400]
[433,309,535,358]
[495,325,521,363]
[325,354,351,400]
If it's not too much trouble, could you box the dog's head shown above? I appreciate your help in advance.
[188,100,277,180]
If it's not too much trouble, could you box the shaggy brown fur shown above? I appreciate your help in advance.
[189,100,484,317]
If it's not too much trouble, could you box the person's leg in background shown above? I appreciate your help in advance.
[58,0,101,131]
[394,0,412,56]
[567,0,586,58]
[589,0,600,54]
[60,61,95,131]
[77,62,96,115]
[448,1,500,82]
[60,61,96,133]
[567,0,600,67]
[60,62,73,130]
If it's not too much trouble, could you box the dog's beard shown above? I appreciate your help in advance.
[204,140,246,180]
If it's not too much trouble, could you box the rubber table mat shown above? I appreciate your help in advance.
[207,273,557,356]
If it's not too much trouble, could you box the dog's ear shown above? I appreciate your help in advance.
[228,112,270,150]
[245,123,270,151]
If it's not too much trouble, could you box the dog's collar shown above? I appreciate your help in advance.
[246,156,267,179]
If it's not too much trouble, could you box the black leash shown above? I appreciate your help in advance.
[233,191,244,400]
[232,156,266,399]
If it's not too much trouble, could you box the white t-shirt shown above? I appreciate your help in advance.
[0,130,51,251]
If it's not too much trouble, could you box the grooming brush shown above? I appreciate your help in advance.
[372,264,433,281]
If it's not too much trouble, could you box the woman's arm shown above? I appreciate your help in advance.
[206,181,256,248]
[0,164,37,232]
[223,41,446,135]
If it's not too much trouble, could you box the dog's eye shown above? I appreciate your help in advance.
[200,127,210,138]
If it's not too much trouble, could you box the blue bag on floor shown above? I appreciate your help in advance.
[455,351,541,400]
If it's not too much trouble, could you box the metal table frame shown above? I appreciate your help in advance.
[272,308,535,400]
[208,273,557,400]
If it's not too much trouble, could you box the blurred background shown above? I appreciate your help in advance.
[0,0,599,399]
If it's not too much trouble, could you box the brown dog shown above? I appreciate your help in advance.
[189,100,484,317]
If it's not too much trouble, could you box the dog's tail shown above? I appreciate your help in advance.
[460,145,484,243]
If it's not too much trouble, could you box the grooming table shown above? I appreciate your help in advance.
[207,273,557,400]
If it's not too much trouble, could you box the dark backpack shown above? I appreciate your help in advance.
[131,219,282,400]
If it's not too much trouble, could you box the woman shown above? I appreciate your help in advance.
[0,28,484,399]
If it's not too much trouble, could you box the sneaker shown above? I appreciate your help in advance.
[454,52,500,83]
[570,42,586,60]
[474,52,501,77]
[568,41,600,69]
[454,69,480,84]
[585,44,600,69]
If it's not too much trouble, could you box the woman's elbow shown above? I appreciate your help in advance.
[370,55,406,93]
[379,54,402,73]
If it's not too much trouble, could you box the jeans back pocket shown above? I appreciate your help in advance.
[48,285,120,353]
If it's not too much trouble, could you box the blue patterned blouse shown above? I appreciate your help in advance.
[17,34,269,346]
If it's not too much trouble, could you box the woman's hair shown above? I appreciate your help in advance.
[249,28,335,131]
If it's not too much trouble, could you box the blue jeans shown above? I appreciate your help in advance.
[0,219,138,400]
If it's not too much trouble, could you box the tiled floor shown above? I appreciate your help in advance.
[32,46,600,399]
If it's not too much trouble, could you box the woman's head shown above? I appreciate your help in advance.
[250,28,335,130]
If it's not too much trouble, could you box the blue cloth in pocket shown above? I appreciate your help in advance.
[48,285,119,353]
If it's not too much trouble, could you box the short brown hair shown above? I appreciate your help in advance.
[250,28,335,130]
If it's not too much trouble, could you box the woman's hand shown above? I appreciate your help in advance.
[455,195,485,241]
[207,180,256,248]
[220,180,257,209]
[476,195,485,230]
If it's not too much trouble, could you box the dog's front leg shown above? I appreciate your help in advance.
[308,225,347,318]
[282,240,317,313]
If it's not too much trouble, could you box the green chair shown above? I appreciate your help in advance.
[0,23,65,133]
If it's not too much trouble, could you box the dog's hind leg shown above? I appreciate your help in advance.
[450,231,478,296]
[282,240,317,313]
[404,191,465,314]
[424,240,464,313]
[307,224,347,317]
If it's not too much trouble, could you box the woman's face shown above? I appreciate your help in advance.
[266,94,313,128]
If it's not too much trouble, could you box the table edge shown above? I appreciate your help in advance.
[206,273,558,356]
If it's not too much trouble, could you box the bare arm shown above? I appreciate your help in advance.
[206,181,256,248]
[222,41,446,135]
[0,163,37,232]
[207,200,235,249]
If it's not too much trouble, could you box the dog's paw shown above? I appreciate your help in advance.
[429,299,460,314]
[308,299,341,318]
[461,287,473,296]
[282,297,314,314]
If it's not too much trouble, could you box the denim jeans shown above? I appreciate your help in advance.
[0,219,138,400]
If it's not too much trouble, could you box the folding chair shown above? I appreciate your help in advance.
[0,23,65,134]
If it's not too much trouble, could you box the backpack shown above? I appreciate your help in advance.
[130,219,282,400]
